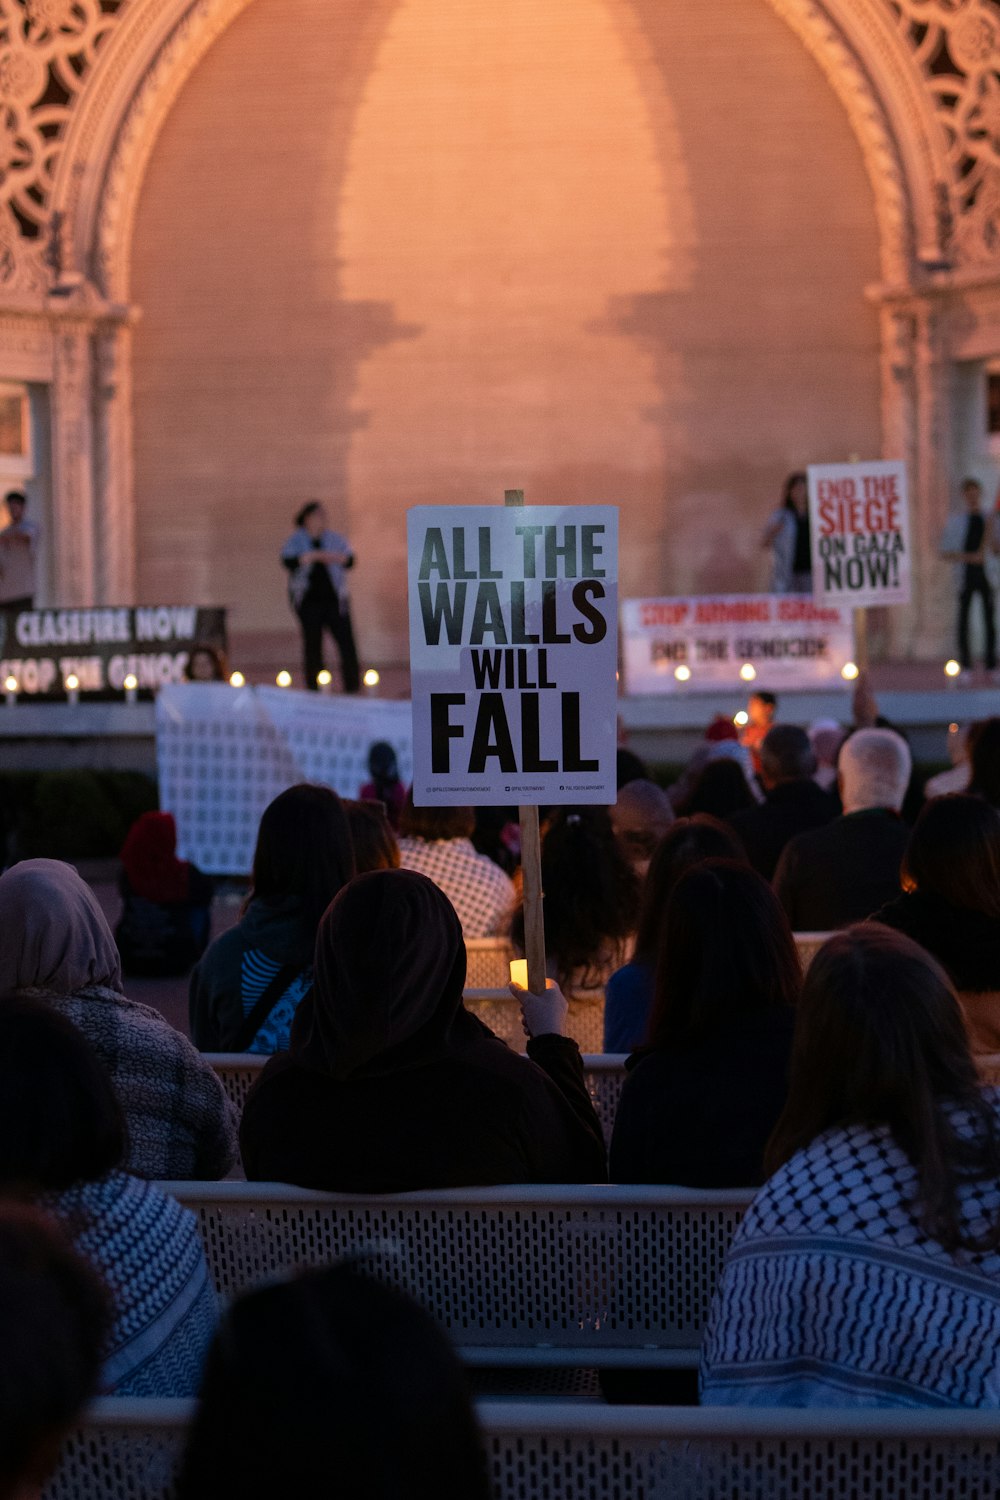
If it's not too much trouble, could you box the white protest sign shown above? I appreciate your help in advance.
[808,460,911,608]
[156,683,413,874]
[622,594,855,693]
[408,505,618,805]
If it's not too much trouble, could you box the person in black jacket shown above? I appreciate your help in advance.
[726,725,836,880]
[773,728,911,931]
[609,860,800,1188]
[240,869,606,1190]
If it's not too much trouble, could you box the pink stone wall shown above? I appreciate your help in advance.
[130,0,881,673]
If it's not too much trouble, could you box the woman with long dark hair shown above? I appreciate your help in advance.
[189,784,355,1053]
[873,794,1000,1082]
[609,860,800,1186]
[514,807,638,995]
[604,816,747,1052]
[702,926,1000,1407]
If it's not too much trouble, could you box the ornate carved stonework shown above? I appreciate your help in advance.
[0,0,990,296]
[0,0,127,252]
[886,0,1000,267]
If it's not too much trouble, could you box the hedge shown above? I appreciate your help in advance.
[0,771,158,860]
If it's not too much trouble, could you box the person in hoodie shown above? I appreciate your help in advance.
[240,869,607,1190]
[871,794,1000,1084]
[189,785,355,1053]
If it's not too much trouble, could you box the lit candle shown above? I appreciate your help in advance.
[4,675,16,708]
[508,960,555,992]
[229,670,245,688]
[123,673,138,705]
[276,670,292,688]
[65,673,79,706]
[363,667,380,695]
[317,669,332,693]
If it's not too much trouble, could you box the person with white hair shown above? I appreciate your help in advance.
[772,728,912,931]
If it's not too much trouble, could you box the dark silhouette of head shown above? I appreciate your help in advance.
[177,1264,490,1500]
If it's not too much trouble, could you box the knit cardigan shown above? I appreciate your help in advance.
[43,985,238,1179]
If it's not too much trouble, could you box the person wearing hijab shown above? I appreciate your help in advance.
[0,860,237,1180]
[240,869,607,1190]
[115,811,213,978]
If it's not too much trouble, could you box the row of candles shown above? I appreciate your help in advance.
[2,672,134,706]
[672,659,968,686]
[3,666,382,705]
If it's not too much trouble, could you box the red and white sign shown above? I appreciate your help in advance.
[808,460,911,609]
[622,594,855,693]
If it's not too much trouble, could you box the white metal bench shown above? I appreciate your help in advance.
[164,1181,750,1367]
[44,1399,1000,1500]
[463,987,606,1052]
[465,935,516,987]
[207,1052,627,1147]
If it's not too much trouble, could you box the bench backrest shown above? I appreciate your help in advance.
[45,1400,1000,1500]
[207,1053,628,1146]
[164,1182,750,1351]
[464,936,516,987]
[463,989,605,1051]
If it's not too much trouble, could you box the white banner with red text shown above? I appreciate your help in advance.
[622,594,855,693]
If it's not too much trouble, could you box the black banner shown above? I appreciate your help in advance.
[0,606,227,696]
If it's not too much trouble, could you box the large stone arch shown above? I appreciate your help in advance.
[54,0,938,300]
[2,0,997,644]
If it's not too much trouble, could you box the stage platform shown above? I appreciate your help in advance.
[0,677,995,775]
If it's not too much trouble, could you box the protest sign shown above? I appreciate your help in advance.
[808,460,911,609]
[0,605,226,695]
[622,594,855,693]
[407,504,618,805]
[156,683,412,874]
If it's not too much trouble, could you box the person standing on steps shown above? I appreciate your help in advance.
[940,477,998,683]
[0,490,39,611]
[281,501,360,693]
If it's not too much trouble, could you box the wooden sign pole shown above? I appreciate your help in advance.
[504,487,548,996]
[854,606,869,673]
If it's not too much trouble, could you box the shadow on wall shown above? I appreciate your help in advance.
[132,0,420,635]
[598,0,884,599]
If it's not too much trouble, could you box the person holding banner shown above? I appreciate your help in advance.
[761,472,812,594]
[280,502,360,692]
[940,478,998,680]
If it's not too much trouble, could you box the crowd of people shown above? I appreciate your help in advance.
[4,704,1000,1494]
